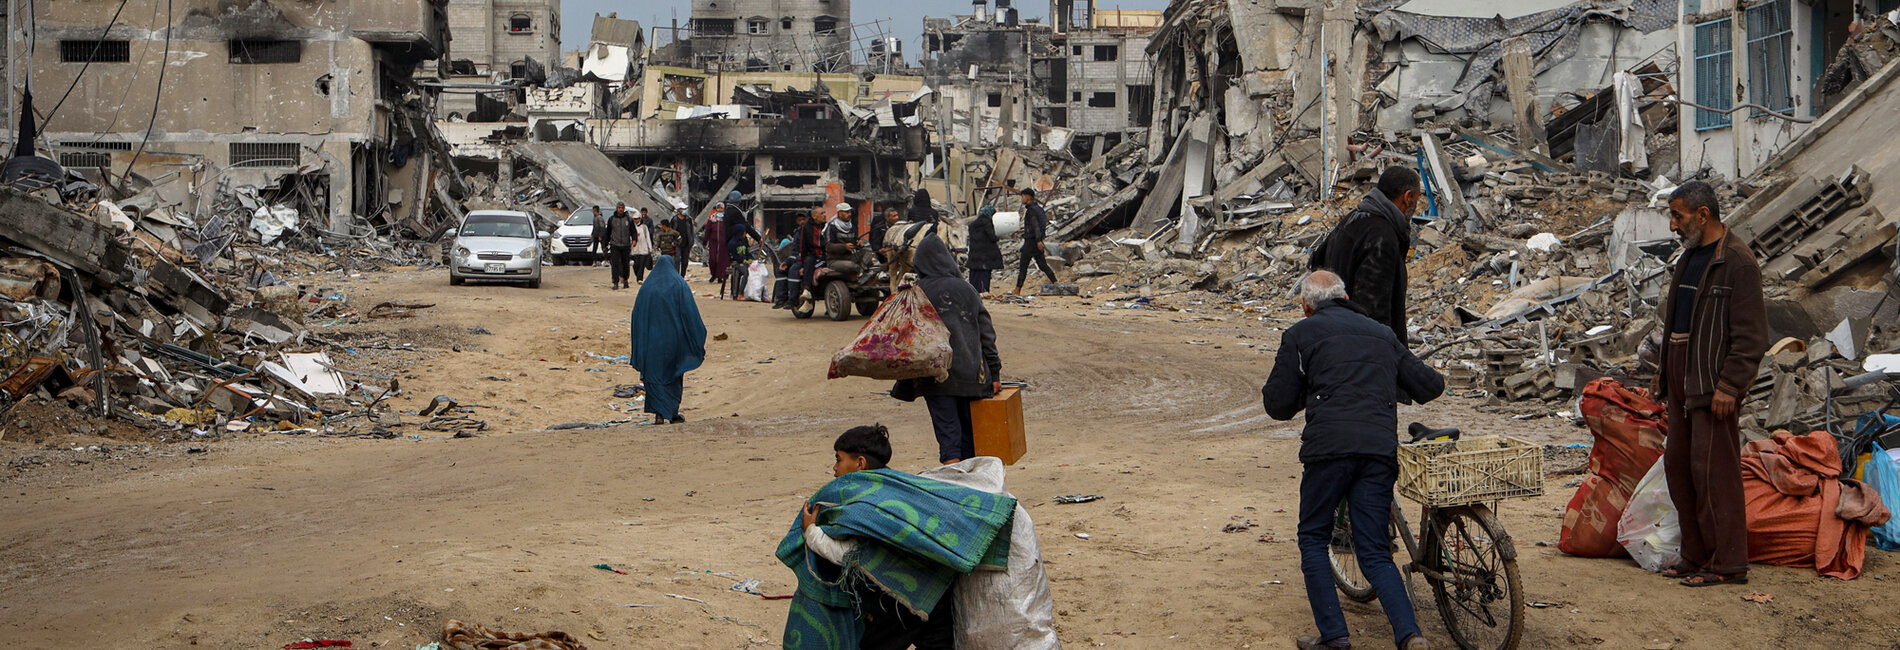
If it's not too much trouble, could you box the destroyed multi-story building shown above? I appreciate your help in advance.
[1673,0,1892,179]
[445,0,561,78]
[10,0,448,232]
[1049,8,1160,158]
[682,0,857,72]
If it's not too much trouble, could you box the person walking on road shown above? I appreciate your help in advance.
[1310,166,1422,344]
[891,234,1002,464]
[1654,180,1768,587]
[1012,188,1058,295]
[606,203,635,290]
[967,205,1004,295]
[670,203,694,276]
[1261,270,1444,650]
[701,205,730,285]
[629,255,705,425]
[589,206,609,263]
[630,208,656,284]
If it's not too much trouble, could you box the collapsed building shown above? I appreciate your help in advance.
[11,0,450,235]
[989,0,1899,438]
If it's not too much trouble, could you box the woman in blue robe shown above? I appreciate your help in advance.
[630,255,706,424]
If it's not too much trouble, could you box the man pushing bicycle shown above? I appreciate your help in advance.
[1261,270,1446,650]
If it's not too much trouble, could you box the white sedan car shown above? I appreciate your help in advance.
[448,210,545,288]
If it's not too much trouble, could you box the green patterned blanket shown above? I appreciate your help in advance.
[776,468,1016,649]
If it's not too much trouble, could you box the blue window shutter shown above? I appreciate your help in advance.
[1694,19,1734,130]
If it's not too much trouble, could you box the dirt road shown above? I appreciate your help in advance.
[2,264,1894,649]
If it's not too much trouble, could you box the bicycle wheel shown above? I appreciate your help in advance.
[1328,500,1377,602]
[1428,505,1524,650]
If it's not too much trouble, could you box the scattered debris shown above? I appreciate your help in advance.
[1053,494,1105,504]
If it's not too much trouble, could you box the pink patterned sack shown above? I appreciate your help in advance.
[828,285,953,382]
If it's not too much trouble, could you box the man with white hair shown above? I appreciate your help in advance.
[1261,270,1445,650]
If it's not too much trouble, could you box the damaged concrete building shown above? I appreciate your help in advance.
[679,0,858,73]
[13,0,448,234]
[445,0,561,78]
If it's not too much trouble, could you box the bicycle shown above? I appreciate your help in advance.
[1330,423,1542,650]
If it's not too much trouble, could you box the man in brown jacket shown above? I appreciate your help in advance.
[1655,180,1768,587]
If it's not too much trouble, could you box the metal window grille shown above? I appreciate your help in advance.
[1746,0,1794,116]
[59,152,113,169]
[228,39,302,64]
[59,141,132,151]
[775,156,827,171]
[59,40,129,63]
[1693,19,1733,130]
[229,142,301,168]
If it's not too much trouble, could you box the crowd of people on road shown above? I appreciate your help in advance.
[596,168,1774,649]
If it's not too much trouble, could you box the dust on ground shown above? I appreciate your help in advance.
[2,264,1895,649]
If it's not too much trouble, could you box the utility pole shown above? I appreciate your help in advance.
[6,0,17,155]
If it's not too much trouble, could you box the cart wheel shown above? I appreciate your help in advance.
[792,290,815,319]
[856,300,879,317]
[825,280,851,321]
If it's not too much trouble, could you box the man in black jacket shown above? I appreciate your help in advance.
[1262,270,1443,650]
[1012,188,1059,295]
[1311,166,1422,343]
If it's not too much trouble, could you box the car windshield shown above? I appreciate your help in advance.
[461,216,534,238]
[566,212,601,226]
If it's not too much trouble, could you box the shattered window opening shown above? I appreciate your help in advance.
[814,16,838,35]
[59,152,113,169]
[228,39,302,64]
[774,156,827,172]
[229,142,302,169]
[661,75,704,104]
[693,18,736,35]
[1693,19,1734,130]
[1088,91,1117,108]
[1746,0,1795,116]
[58,141,132,151]
[509,13,534,33]
[59,40,129,63]
[988,93,1003,107]
[782,17,794,29]
[1093,45,1118,62]
[748,19,769,35]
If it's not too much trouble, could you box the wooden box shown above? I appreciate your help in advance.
[971,386,1027,464]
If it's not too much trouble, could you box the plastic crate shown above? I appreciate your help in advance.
[1397,435,1545,507]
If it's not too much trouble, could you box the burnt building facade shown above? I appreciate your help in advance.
[446,0,561,78]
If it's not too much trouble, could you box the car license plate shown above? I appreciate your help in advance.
[485,263,505,273]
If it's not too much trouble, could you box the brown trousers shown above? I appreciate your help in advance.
[1663,339,1748,575]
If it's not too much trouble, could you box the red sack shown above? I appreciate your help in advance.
[828,285,953,381]
[1559,378,1668,557]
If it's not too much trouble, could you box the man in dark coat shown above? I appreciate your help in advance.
[1653,180,1768,587]
[1310,166,1422,343]
[669,204,694,276]
[1012,188,1058,295]
[966,205,1005,294]
[870,207,899,254]
[605,203,635,289]
[1261,270,1442,650]
[789,209,826,308]
[893,234,1002,464]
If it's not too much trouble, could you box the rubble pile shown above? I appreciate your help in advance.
[0,178,436,445]
[1008,2,1900,435]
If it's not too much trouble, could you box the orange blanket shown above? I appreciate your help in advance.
[1740,431,1892,579]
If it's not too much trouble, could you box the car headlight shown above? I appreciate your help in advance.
[518,245,538,259]
[454,246,471,258]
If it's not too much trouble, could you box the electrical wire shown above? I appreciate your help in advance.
[88,0,164,142]
[42,0,131,125]
[121,0,169,180]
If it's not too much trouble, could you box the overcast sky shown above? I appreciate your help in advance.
[559,0,1172,59]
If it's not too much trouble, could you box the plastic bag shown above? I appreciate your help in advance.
[1869,443,1900,551]
[919,459,1060,650]
[828,285,952,381]
[744,262,770,302]
[1617,457,1680,571]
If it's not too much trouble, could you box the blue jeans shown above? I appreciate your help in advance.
[1297,456,1420,645]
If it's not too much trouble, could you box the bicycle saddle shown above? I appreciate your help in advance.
[1407,422,1461,443]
